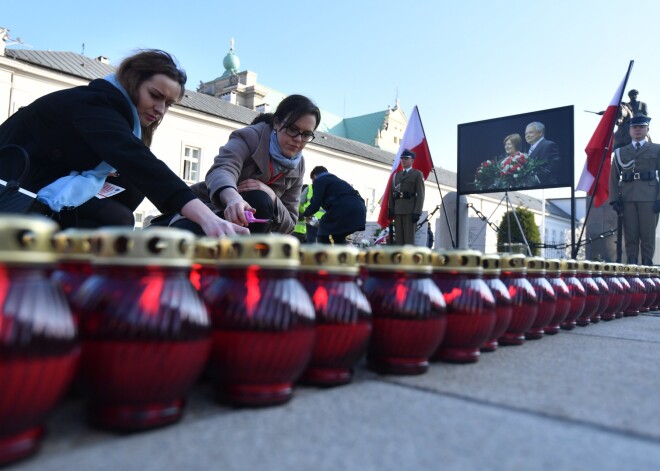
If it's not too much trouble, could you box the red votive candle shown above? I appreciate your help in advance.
[601,263,624,321]
[191,237,222,297]
[431,250,495,363]
[480,253,512,352]
[544,259,570,334]
[51,228,94,317]
[559,259,586,330]
[362,246,446,375]
[203,235,316,406]
[623,264,646,316]
[524,256,556,340]
[498,253,537,346]
[0,215,78,466]
[298,245,372,387]
[575,260,600,326]
[75,227,211,431]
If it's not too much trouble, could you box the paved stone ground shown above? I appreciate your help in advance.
[10,314,660,471]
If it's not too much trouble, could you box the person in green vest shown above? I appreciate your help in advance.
[293,184,311,242]
[294,183,325,243]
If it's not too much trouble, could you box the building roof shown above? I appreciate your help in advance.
[332,110,386,146]
[6,49,114,81]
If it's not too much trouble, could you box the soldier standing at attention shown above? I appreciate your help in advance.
[388,149,425,245]
[610,115,660,265]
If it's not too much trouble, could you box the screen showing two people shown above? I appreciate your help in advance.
[457,106,574,195]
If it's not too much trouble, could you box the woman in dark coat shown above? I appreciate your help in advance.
[0,49,245,237]
[303,166,366,244]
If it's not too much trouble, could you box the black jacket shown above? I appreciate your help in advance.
[0,79,195,213]
[303,172,366,236]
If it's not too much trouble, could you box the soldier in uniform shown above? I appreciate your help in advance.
[388,149,425,245]
[609,115,660,265]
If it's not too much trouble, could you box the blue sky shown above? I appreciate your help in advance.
[4,0,660,200]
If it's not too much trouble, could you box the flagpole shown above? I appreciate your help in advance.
[572,60,634,259]
[415,107,456,248]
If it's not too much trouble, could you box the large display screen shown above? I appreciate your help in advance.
[457,106,574,194]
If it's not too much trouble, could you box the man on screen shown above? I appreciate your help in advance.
[525,121,560,186]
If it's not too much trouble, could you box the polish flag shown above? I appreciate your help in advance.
[576,64,633,207]
[377,106,434,228]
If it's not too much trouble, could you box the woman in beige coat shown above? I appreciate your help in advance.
[171,95,321,235]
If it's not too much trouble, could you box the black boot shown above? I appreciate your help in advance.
[642,258,654,266]
[627,256,638,264]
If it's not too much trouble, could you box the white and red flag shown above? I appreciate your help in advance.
[377,106,434,228]
[576,64,633,207]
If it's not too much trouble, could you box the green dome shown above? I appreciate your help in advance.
[221,38,240,77]
[223,50,239,74]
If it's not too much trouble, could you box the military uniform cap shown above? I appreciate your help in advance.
[630,115,651,126]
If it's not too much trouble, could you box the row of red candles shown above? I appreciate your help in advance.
[0,219,657,466]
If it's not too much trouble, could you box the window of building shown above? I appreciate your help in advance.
[182,146,201,183]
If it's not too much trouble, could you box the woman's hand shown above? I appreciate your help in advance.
[180,199,249,237]
[238,179,276,203]
[199,215,249,237]
[223,196,254,226]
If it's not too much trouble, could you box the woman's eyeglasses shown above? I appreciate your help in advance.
[282,126,315,143]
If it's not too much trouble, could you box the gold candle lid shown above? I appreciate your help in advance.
[623,264,639,275]
[218,234,300,268]
[52,228,94,262]
[591,261,603,274]
[90,227,194,267]
[602,262,618,275]
[576,260,592,274]
[364,246,432,273]
[432,249,482,274]
[481,253,501,275]
[545,258,561,274]
[499,253,527,273]
[193,237,222,266]
[299,244,359,274]
[559,259,578,274]
[0,214,59,265]
[525,256,546,274]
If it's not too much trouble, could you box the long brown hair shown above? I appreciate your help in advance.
[116,49,187,147]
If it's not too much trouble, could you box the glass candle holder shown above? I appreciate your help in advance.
[639,265,657,313]
[362,246,446,375]
[559,260,586,330]
[74,227,211,431]
[524,256,556,339]
[480,254,512,352]
[544,259,571,334]
[589,262,609,323]
[0,215,78,466]
[651,267,660,312]
[191,237,222,297]
[431,250,495,363]
[615,263,631,318]
[575,261,600,326]
[203,235,315,406]
[51,228,94,316]
[623,264,646,316]
[601,263,624,321]
[498,253,537,346]
[298,245,372,386]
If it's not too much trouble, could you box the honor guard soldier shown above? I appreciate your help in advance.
[388,149,425,245]
[610,115,660,265]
